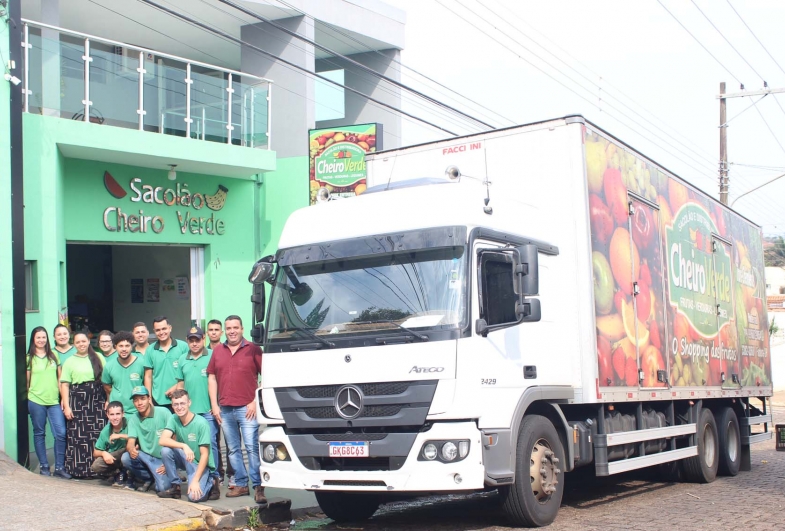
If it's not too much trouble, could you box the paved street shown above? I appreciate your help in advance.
[291,406,785,531]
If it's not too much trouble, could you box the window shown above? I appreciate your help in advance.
[315,69,345,121]
[480,253,517,326]
[24,261,39,312]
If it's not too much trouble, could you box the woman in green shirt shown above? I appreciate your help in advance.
[27,326,69,479]
[97,330,117,362]
[53,324,76,364]
[60,332,106,478]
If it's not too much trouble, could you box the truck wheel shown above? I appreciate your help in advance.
[682,408,719,483]
[500,415,565,527]
[716,407,740,476]
[314,491,381,522]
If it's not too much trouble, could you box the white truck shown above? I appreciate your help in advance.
[248,116,773,527]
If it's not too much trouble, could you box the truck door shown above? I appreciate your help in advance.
[626,194,668,389]
[712,236,738,388]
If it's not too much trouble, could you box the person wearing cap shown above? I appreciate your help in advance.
[158,389,219,501]
[143,316,189,412]
[175,327,220,485]
[101,331,147,415]
[121,386,174,493]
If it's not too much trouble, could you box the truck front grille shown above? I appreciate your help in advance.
[303,405,403,419]
[295,382,411,399]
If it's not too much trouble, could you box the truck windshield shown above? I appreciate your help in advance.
[267,246,466,342]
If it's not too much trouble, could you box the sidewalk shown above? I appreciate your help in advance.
[0,452,204,531]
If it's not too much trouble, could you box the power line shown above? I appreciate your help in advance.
[753,103,785,158]
[656,0,744,87]
[689,0,766,84]
[435,0,719,186]
[726,0,785,79]
[137,0,460,136]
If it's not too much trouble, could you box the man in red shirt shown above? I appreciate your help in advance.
[207,315,265,504]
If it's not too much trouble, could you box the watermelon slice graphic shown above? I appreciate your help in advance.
[104,171,126,199]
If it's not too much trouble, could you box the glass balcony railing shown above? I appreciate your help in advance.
[22,19,272,149]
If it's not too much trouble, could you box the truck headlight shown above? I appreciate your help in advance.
[422,443,438,461]
[441,441,458,461]
[263,444,276,463]
[262,443,290,463]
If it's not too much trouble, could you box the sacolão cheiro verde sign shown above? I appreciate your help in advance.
[666,203,733,337]
[102,171,229,236]
[308,123,382,204]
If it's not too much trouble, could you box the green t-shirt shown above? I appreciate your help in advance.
[95,420,129,453]
[164,413,215,472]
[143,339,189,405]
[101,351,118,363]
[133,344,150,357]
[60,354,106,385]
[174,349,213,414]
[101,356,145,413]
[27,353,61,406]
[55,346,77,365]
[128,406,172,458]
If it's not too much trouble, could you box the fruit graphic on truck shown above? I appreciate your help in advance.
[205,185,229,211]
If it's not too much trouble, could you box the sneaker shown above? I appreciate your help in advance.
[136,480,153,492]
[123,478,137,491]
[208,478,221,501]
[112,471,127,488]
[53,468,72,480]
[254,485,267,506]
[156,484,181,499]
[98,475,115,487]
[39,468,51,477]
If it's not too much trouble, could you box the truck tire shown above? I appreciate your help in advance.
[682,408,719,483]
[500,415,565,527]
[716,407,741,476]
[314,491,381,522]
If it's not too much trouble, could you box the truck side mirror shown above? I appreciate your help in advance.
[514,244,539,296]
[249,256,275,285]
[250,282,266,345]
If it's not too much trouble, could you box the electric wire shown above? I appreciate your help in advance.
[138,0,460,136]
[435,0,719,186]
[722,94,769,126]
[725,0,785,79]
[656,0,744,86]
[689,0,766,83]
[753,103,785,158]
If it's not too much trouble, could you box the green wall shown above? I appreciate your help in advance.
[0,2,15,458]
[260,156,309,258]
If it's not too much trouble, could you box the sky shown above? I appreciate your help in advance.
[386,0,785,236]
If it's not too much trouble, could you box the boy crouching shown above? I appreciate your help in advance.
[157,389,219,502]
[91,401,130,487]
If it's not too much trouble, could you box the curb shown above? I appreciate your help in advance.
[291,506,322,520]
[203,497,292,528]
[119,518,207,531]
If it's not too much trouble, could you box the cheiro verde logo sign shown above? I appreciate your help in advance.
[314,143,367,187]
[666,203,732,337]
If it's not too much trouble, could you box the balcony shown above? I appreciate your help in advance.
[21,19,272,150]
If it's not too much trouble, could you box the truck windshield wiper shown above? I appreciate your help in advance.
[269,327,335,348]
[352,320,429,342]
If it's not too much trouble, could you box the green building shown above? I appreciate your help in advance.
[0,0,404,464]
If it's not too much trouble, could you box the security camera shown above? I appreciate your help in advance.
[4,73,21,86]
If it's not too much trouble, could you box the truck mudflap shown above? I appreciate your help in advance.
[258,422,485,492]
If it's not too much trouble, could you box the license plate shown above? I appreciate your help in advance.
[329,441,369,458]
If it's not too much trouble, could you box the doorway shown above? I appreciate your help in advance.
[66,244,197,336]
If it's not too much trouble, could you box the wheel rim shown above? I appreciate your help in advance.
[703,422,716,466]
[529,438,561,503]
[726,420,739,462]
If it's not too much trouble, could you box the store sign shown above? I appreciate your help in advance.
[101,171,228,236]
[309,123,382,205]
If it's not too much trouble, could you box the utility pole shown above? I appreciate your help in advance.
[719,82,729,205]
[717,83,785,206]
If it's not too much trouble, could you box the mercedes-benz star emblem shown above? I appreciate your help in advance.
[334,385,363,419]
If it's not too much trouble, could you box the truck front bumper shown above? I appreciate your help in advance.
[259,421,485,492]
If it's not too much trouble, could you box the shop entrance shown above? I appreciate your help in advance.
[66,243,201,337]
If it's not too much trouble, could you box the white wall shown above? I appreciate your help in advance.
[112,245,192,338]
[766,267,785,296]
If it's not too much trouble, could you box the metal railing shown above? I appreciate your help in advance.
[21,19,272,150]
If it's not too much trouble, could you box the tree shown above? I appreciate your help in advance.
[354,306,410,322]
[764,236,785,267]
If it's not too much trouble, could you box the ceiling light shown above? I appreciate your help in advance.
[167,164,177,181]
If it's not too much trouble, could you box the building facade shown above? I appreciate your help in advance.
[0,0,404,463]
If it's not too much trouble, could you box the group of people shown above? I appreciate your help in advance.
[26,315,266,504]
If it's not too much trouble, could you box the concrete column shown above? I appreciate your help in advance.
[241,16,315,158]
[316,49,402,151]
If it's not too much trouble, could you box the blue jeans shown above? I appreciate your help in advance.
[220,405,260,488]
[200,412,221,479]
[28,400,66,471]
[161,447,213,502]
[121,451,171,492]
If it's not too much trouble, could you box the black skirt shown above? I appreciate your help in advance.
[64,380,106,478]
